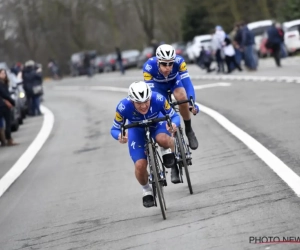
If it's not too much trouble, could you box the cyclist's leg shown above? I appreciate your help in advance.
[151,122,174,168]
[171,82,198,150]
[128,127,154,207]
[147,81,170,99]
[153,122,181,184]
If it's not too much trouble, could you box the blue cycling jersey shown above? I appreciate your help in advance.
[111,92,181,163]
[110,92,180,140]
[142,55,195,100]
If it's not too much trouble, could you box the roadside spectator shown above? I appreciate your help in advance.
[241,21,257,71]
[266,22,284,67]
[223,36,242,73]
[10,62,23,76]
[0,69,18,146]
[116,47,125,75]
[0,115,5,146]
[197,46,215,73]
[48,59,61,80]
[233,22,243,65]
[83,52,93,77]
[212,26,225,73]
[22,60,43,116]
[275,23,287,58]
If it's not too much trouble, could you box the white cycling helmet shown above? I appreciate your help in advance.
[128,81,152,102]
[156,44,176,61]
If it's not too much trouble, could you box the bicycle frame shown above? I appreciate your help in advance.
[121,115,171,219]
[166,90,193,194]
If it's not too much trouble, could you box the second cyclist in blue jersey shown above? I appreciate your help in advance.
[142,44,199,150]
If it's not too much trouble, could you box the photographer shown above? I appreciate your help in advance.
[22,60,43,116]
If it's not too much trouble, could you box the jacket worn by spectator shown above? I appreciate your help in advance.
[234,28,243,48]
[0,80,15,116]
[267,25,284,45]
[241,26,255,47]
[22,66,43,97]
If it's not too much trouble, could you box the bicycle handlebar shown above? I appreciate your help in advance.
[121,115,172,136]
[169,94,196,116]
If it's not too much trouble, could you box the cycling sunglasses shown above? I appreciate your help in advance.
[159,61,174,67]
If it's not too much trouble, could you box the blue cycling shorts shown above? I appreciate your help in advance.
[149,81,183,99]
[128,121,171,163]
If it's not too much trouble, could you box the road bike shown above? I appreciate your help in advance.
[121,115,172,220]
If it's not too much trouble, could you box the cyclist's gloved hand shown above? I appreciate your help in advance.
[166,122,177,134]
[189,104,200,115]
[118,132,128,144]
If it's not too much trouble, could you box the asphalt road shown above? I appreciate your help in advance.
[0,60,300,250]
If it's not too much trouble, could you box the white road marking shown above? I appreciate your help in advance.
[98,86,300,198]
[0,105,54,198]
[193,82,231,89]
[198,104,300,197]
[53,83,231,91]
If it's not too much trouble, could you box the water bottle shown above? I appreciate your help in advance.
[160,171,164,179]
[149,174,153,183]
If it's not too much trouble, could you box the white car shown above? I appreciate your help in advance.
[247,20,273,52]
[186,35,212,63]
[283,19,300,54]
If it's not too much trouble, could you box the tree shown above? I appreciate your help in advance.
[277,0,300,21]
[133,0,155,43]
[181,0,211,42]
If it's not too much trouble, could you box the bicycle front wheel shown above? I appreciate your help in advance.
[148,143,166,220]
[176,129,193,194]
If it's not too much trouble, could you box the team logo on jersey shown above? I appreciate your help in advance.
[164,100,171,110]
[179,61,187,72]
[145,64,152,71]
[156,94,164,101]
[115,112,123,122]
[143,72,152,81]
[118,102,125,112]
[175,57,181,64]
[132,111,139,116]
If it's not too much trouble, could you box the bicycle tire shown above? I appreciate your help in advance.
[176,128,193,194]
[148,143,166,219]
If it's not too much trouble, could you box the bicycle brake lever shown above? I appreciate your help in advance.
[189,96,196,116]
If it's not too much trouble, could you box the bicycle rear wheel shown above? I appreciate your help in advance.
[149,143,166,220]
[176,128,193,194]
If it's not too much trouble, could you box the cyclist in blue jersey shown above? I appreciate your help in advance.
[111,81,181,208]
[143,44,199,150]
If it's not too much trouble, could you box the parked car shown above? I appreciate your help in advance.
[283,19,300,54]
[171,42,189,62]
[70,50,97,76]
[186,35,212,63]
[247,20,273,53]
[258,33,272,58]
[116,50,140,70]
[94,56,106,73]
[9,72,27,122]
[104,53,117,72]
[185,41,194,63]
[137,47,154,68]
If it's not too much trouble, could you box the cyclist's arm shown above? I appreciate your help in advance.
[110,103,126,140]
[143,71,155,84]
[178,61,196,101]
[159,96,180,127]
